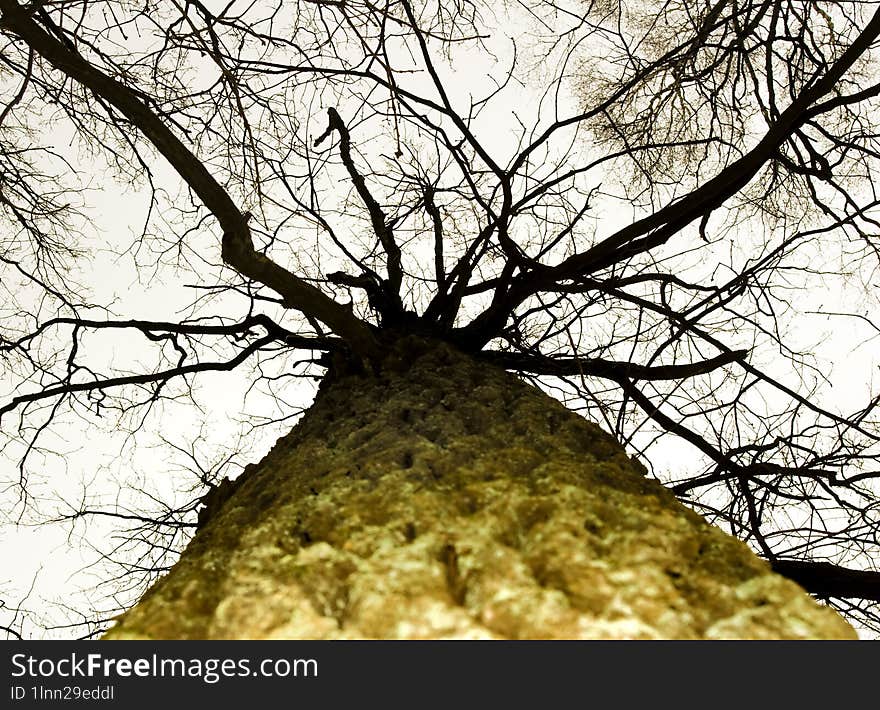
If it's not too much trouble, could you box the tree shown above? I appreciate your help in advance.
[0,0,878,638]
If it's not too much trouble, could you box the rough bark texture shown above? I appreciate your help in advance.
[104,338,855,639]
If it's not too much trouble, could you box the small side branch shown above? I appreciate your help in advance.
[423,185,445,291]
[484,349,747,380]
[0,314,341,353]
[0,334,276,421]
[315,107,404,311]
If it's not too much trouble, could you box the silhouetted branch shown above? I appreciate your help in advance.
[483,349,747,380]
[773,560,880,603]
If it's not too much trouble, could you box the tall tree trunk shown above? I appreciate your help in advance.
[103,338,855,639]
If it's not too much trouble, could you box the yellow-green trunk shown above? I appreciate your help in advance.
[104,338,855,639]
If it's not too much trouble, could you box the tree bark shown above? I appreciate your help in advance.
[103,338,855,639]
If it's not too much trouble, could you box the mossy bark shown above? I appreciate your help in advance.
[104,338,855,639]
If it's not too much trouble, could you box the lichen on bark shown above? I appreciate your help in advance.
[103,338,855,639]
